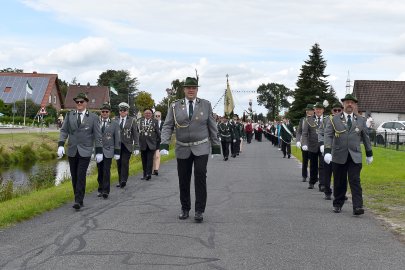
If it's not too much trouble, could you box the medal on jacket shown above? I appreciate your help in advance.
[355,127,360,133]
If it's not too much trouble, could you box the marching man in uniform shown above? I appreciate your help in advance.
[160,77,221,222]
[57,92,103,210]
[115,102,139,188]
[279,116,294,158]
[217,116,232,161]
[324,94,373,215]
[97,102,121,199]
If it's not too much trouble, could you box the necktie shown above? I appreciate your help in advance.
[77,112,82,127]
[102,120,106,133]
[188,100,193,120]
[317,117,321,127]
[120,118,124,129]
[347,115,352,130]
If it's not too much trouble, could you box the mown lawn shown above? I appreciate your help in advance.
[292,145,405,234]
[0,131,59,153]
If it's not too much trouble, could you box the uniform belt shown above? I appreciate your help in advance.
[177,137,209,147]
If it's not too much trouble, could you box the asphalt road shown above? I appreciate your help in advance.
[0,140,404,269]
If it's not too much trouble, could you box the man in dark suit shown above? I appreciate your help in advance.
[301,102,325,190]
[115,102,139,188]
[58,93,103,210]
[97,102,121,199]
[160,77,221,222]
[138,108,161,180]
[296,104,314,182]
[217,116,232,161]
[324,94,373,215]
[279,116,294,158]
[152,110,164,176]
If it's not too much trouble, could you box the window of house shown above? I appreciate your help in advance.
[53,95,56,104]
[92,99,95,103]
[49,95,52,103]
[4,87,12,93]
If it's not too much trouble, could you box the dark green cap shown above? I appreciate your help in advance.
[73,92,89,102]
[100,102,111,111]
[331,102,343,108]
[314,102,325,109]
[183,77,199,87]
[341,93,358,103]
[304,104,314,111]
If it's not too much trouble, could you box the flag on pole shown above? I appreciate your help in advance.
[26,81,33,95]
[110,85,118,95]
[224,76,234,116]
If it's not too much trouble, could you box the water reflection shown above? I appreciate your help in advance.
[0,159,96,189]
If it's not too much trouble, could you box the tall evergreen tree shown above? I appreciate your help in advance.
[288,43,336,125]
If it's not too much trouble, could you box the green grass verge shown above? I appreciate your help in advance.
[0,151,176,228]
[291,145,405,231]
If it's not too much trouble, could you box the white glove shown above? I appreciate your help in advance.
[95,154,103,163]
[219,137,221,141]
[302,145,308,151]
[324,153,332,164]
[114,154,120,160]
[296,141,301,148]
[320,145,324,154]
[160,149,169,156]
[233,139,236,143]
[366,156,373,165]
[133,150,140,156]
[240,138,242,141]
[57,146,65,158]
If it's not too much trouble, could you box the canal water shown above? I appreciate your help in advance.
[0,159,96,188]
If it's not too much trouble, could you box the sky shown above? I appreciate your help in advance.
[2,0,405,116]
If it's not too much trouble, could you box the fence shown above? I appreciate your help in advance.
[369,130,405,151]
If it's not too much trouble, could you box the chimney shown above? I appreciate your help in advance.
[33,71,37,74]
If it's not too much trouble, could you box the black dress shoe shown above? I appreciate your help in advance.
[324,194,332,200]
[141,176,146,180]
[152,170,159,176]
[353,208,365,216]
[288,155,291,159]
[333,206,342,213]
[145,175,151,181]
[319,185,325,192]
[116,183,121,188]
[72,203,81,210]
[224,157,228,161]
[178,210,189,220]
[79,202,84,207]
[308,184,314,189]
[345,196,348,201]
[302,177,307,182]
[194,211,203,223]
[97,193,102,197]
[120,182,126,188]
[102,193,108,199]
[232,155,236,158]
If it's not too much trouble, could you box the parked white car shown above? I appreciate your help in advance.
[375,121,405,144]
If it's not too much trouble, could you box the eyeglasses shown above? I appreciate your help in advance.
[155,115,161,118]
[75,100,85,104]
[101,110,109,113]
[119,109,127,112]
[333,109,342,112]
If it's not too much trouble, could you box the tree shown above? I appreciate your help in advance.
[288,43,336,125]
[58,79,69,100]
[134,91,155,113]
[0,68,23,73]
[257,83,292,121]
[14,99,40,118]
[97,70,139,115]
[172,79,185,100]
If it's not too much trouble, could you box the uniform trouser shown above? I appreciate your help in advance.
[308,150,324,185]
[301,149,309,178]
[97,157,112,194]
[68,153,91,204]
[323,161,333,195]
[257,132,262,142]
[281,141,291,157]
[246,133,253,143]
[221,140,230,158]
[141,146,155,177]
[332,154,363,209]
[177,153,208,213]
[117,144,131,184]
[233,139,241,154]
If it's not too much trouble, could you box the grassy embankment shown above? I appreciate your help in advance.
[291,145,405,234]
[0,132,58,165]
[0,132,176,228]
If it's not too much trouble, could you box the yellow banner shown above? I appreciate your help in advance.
[224,79,234,116]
